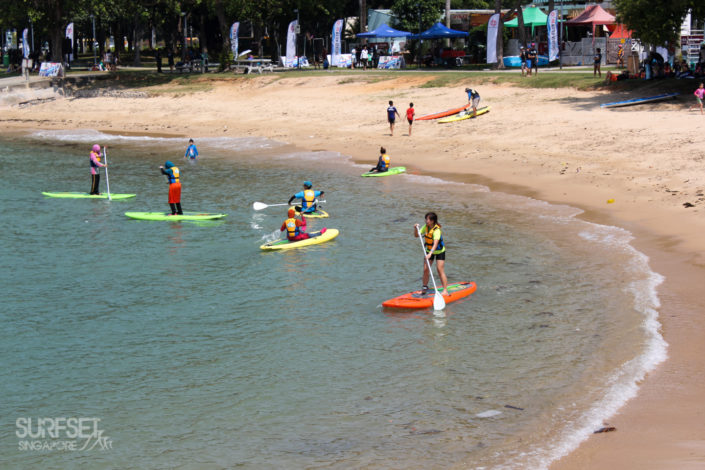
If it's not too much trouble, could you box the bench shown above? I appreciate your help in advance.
[230,59,273,74]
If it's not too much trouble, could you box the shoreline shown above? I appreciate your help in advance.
[3,74,705,467]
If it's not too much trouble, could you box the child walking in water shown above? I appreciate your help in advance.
[184,139,199,159]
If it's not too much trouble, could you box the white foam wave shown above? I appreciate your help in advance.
[30,129,282,152]
[32,128,180,144]
[401,172,487,190]
[499,222,667,470]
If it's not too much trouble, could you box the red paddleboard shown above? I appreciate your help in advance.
[382,281,477,309]
[415,103,472,121]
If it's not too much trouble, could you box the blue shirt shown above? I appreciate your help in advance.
[387,106,398,120]
[185,144,198,159]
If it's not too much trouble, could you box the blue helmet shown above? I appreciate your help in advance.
[165,161,174,168]
[303,181,312,188]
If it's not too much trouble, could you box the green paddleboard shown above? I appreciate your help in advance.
[125,212,227,221]
[42,192,136,199]
[361,166,406,177]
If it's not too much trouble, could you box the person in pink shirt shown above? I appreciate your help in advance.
[691,83,704,115]
[89,144,106,195]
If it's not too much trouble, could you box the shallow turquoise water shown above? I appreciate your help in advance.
[0,132,664,469]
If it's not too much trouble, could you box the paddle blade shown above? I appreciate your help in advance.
[252,202,268,211]
[433,291,446,312]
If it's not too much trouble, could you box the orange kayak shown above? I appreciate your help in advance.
[382,281,477,309]
[415,103,472,121]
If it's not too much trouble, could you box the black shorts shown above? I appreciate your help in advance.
[407,118,413,125]
[388,117,395,124]
[429,251,446,261]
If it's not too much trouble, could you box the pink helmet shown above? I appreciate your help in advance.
[92,144,101,152]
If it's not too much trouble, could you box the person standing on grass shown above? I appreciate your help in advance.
[594,48,602,77]
[387,100,401,136]
[525,46,535,76]
[155,49,162,73]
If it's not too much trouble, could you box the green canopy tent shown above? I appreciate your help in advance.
[504,6,548,36]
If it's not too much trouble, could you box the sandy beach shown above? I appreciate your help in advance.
[2,71,704,468]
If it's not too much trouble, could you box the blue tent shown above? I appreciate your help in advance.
[411,22,469,40]
[357,23,413,38]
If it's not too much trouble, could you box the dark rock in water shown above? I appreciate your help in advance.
[594,426,616,433]
[504,404,524,411]
[537,311,555,316]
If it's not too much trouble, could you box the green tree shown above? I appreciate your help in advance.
[391,0,444,34]
[614,0,705,45]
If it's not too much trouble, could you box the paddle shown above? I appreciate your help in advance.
[415,224,445,312]
[253,199,326,211]
[102,146,112,201]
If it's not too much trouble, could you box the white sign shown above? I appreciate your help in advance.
[486,14,500,64]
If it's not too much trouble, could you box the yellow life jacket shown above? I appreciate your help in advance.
[90,151,102,168]
[169,166,180,184]
[423,224,444,253]
[381,154,390,170]
[303,189,316,209]
[285,217,300,238]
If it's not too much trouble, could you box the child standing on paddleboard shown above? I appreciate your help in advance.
[89,144,106,195]
[414,212,448,296]
[160,161,182,215]
[184,139,199,160]
[406,103,415,136]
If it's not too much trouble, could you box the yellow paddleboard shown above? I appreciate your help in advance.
[438,106,490,123]
[295,208,329,218]
[260,229,339,251]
